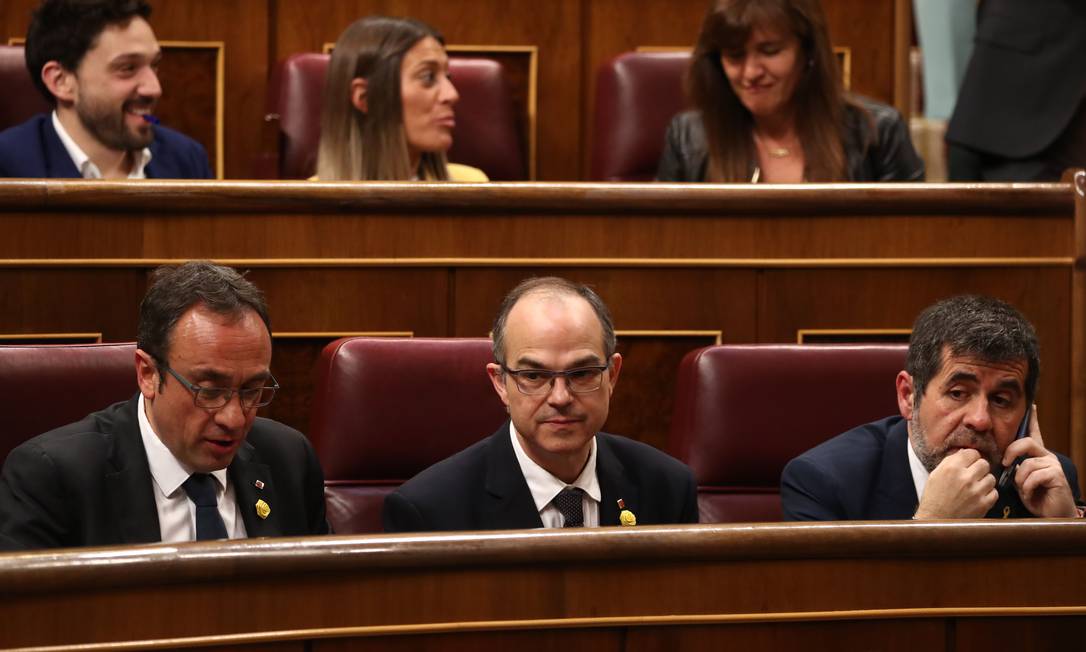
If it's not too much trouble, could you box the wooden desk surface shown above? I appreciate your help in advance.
[1,521,1084,651]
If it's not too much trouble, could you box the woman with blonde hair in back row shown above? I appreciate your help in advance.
[316,15,487,181]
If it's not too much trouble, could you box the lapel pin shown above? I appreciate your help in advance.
[255,499,271,520]
[254,480,265,490]
[617,499,636,526]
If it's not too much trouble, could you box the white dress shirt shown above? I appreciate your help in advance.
[52,111,152,179]
[509,422,601,527]
[137,393,247,542]
[906,435,930,506]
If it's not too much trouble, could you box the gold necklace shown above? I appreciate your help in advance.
[754,133,793,158]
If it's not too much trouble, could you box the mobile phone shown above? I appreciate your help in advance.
[997,404,1032,490]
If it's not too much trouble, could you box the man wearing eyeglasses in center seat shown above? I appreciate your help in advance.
[383,277,699,532]
[0,261,329,550]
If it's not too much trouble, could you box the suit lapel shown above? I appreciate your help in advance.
[868,419,920,519]
[41,114,82,178]
[483,426,545,529]
[596,434,638,526]
[105,397,162,544]
[229,443,282,537]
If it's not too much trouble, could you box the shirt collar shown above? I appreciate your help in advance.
[509,421,601,513]
[52,110,153,179]
[906,430,930,503]
[138,393,227,498]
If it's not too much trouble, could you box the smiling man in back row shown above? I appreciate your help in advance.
[782,295,1082,521]
[0,0,212,179]
[384,277,699,531]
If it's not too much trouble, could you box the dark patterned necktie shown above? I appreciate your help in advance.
[181,473,229,541]
[553,487,585,527]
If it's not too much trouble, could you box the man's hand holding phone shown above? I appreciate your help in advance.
[1000,405,1077,518]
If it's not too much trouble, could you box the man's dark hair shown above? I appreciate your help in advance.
[25,0,152,104]
[491,276,616,364]
[137,261,271,367]
[906,295,1040,406]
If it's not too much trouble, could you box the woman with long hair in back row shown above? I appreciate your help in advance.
[657,0,924,183]
[316,16,488,181]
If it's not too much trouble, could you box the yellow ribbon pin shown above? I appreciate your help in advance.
[255,499,271,520]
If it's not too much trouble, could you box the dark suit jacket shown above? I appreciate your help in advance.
[0,113,213,179]
[946,0,1086,159]
[780,415,1081,521]
[0,397,329,550]
[383,424,699,532]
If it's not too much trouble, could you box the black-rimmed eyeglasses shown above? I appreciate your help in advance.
[160,364,279,409]
[500,363,610,395]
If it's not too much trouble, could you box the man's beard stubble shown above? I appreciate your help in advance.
[908,413,1002,475]
[76,95,155,152]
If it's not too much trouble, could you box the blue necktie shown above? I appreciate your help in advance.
[553,487,585,527]
[181,474,228,541]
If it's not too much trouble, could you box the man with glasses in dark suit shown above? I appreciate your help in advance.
[383,276,698,532]
[0,261,328,550]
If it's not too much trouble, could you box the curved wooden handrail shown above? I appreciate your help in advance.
[2,520,1084,595]
[0,180,1073,216]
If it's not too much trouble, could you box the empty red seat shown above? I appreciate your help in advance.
[667,344,907,522]
[308,337,509,533]
[0,343,138,465]
[591,51,690,181]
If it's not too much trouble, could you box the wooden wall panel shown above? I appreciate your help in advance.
[273,0,582,181]
[138,1,268,180]
[315,630,623,652]
[0,269,146,342]
[627,620,947,651]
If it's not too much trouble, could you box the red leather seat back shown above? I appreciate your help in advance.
[591,51,690,181]
[0,45,51,131]
[269,53,525,180]
[668,344,908,523]
[0,343,138,464]
[445,58,525,180]
[270,52,328,181]
[309,337,509,533]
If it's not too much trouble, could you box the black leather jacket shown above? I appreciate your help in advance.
[656,96,925,182]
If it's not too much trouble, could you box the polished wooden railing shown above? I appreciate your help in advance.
[1,521,1085,650]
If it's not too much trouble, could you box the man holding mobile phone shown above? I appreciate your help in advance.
[782,295,1082,521]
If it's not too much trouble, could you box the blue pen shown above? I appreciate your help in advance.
[141,114,160,125]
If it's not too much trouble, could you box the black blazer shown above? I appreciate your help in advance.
[0,397,329,550]
[781,415,1081,521]
[383,424,699,532]
[946,0,1086,158]
[0,113,213,179]
[656,96,924,182]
